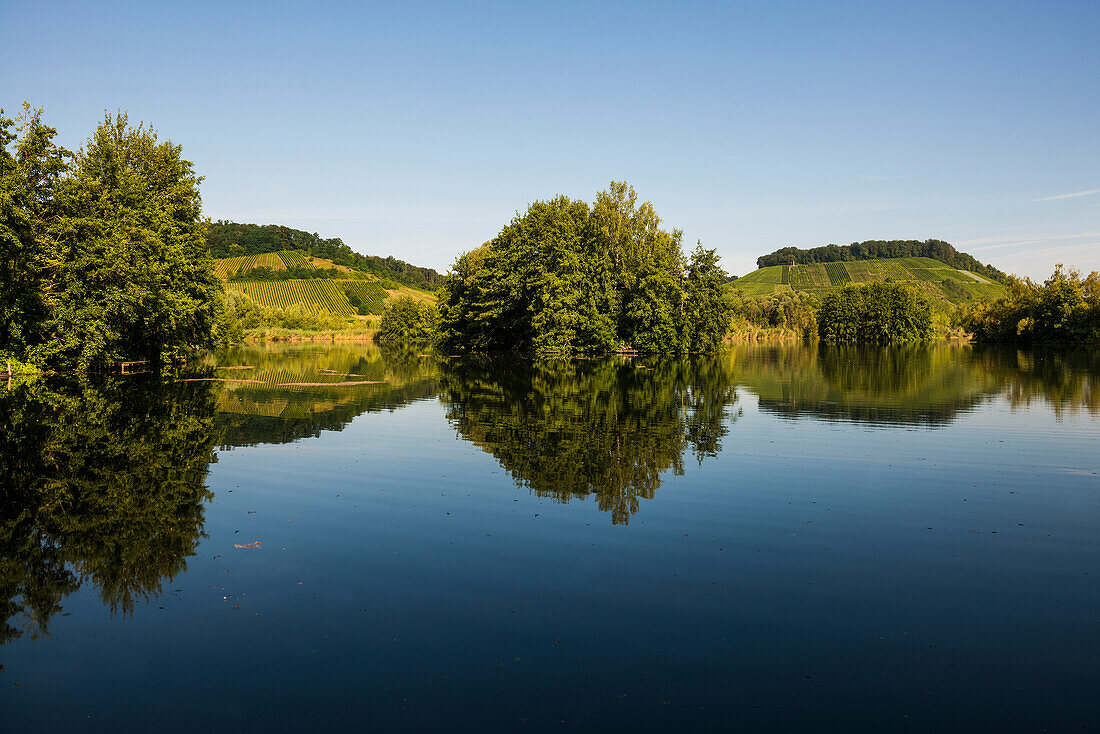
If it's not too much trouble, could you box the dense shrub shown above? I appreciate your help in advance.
[378,296,439,344]
[961,266,1100,344]
[817,283,933,342]
[729,290,818,338]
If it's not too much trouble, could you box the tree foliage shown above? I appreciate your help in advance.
[378,296,439,343]
[438,183,731,355]
[817,282,934,343]
[729,289,819,338]
[0,107,225,369]
[960,266,1100,344]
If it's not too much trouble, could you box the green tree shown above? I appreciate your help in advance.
[38,112,225,369]
[961,266,1100,344]
[0,105,69,363]
[818,282,933,343]
[378,295,440,343]
[682,243,733,351]
[438,183,722,355]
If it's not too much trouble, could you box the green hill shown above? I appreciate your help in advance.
[732,256,1007,304]
[756,239,1008,283]
[214,250,434,316]
[206,221,444,290]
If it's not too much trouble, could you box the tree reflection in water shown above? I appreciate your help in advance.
[440,356,740,524]
[0,376,219,645]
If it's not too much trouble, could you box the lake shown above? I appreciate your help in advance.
[2,342,1097,732]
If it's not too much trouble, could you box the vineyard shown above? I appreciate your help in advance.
[226,280,357,315]
[214,252,289,279]
[278,250,312,269]
[215,249,437,318]
[734,257,1006,304]
[824,262,852,285]
[342,281,390,315]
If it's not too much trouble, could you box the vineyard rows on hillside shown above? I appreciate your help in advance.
[342,281,390,315]
[226,279,357,315]
[734,257,1006,304]
[215,251,292,278]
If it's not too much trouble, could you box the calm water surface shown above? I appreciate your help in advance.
[2,343,1097,732]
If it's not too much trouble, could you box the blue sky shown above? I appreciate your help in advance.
[3,0,1097,278]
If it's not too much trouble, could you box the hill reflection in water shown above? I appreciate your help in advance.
[437,344,1100,523]
[1,343,1096,644]
[731,342,1100,425]
[208,343,442,449]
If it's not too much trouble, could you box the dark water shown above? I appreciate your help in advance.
[2,343,1097,732]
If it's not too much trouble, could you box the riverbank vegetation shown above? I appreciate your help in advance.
[438,182,732,355]
[817,283,934,343]
[961,266,1100,345]
[378,296,439,344]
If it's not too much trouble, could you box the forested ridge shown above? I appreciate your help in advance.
[206,221,444,291]
[757,239,1007,283]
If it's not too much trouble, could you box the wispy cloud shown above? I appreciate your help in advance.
[966,232,1100,252]
[1033,188,1100,202]
[998,242,1100,261]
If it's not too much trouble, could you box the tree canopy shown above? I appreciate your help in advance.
[0,106,225,370]
[961,266,1100,344]
[817,282,934,343]
[437,182,732,355]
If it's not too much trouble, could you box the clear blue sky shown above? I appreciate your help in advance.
[3,0,1097,278]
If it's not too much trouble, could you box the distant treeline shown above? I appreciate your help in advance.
[207,222,444,291]
[756,239,1007,284]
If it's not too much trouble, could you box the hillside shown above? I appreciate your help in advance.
[732,256,1007,304]
[207,221,444,290]
[214,250,434,316]
[756,239,1008,284]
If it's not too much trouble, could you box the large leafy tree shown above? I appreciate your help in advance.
[439,182,727,355]
[0,105,68,361]
[41,113,224,369]
[0,108,224,370]
[681,243,732,352]
[817,282,933,343]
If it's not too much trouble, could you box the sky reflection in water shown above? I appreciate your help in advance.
[1,343,1097,732]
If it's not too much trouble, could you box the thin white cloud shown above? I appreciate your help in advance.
[999,242,1100,258]
[1033,188,1100,202]
[967,232,1100,252]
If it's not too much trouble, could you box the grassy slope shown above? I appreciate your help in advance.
[732,256,1006,304]
[214,250,436,316]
